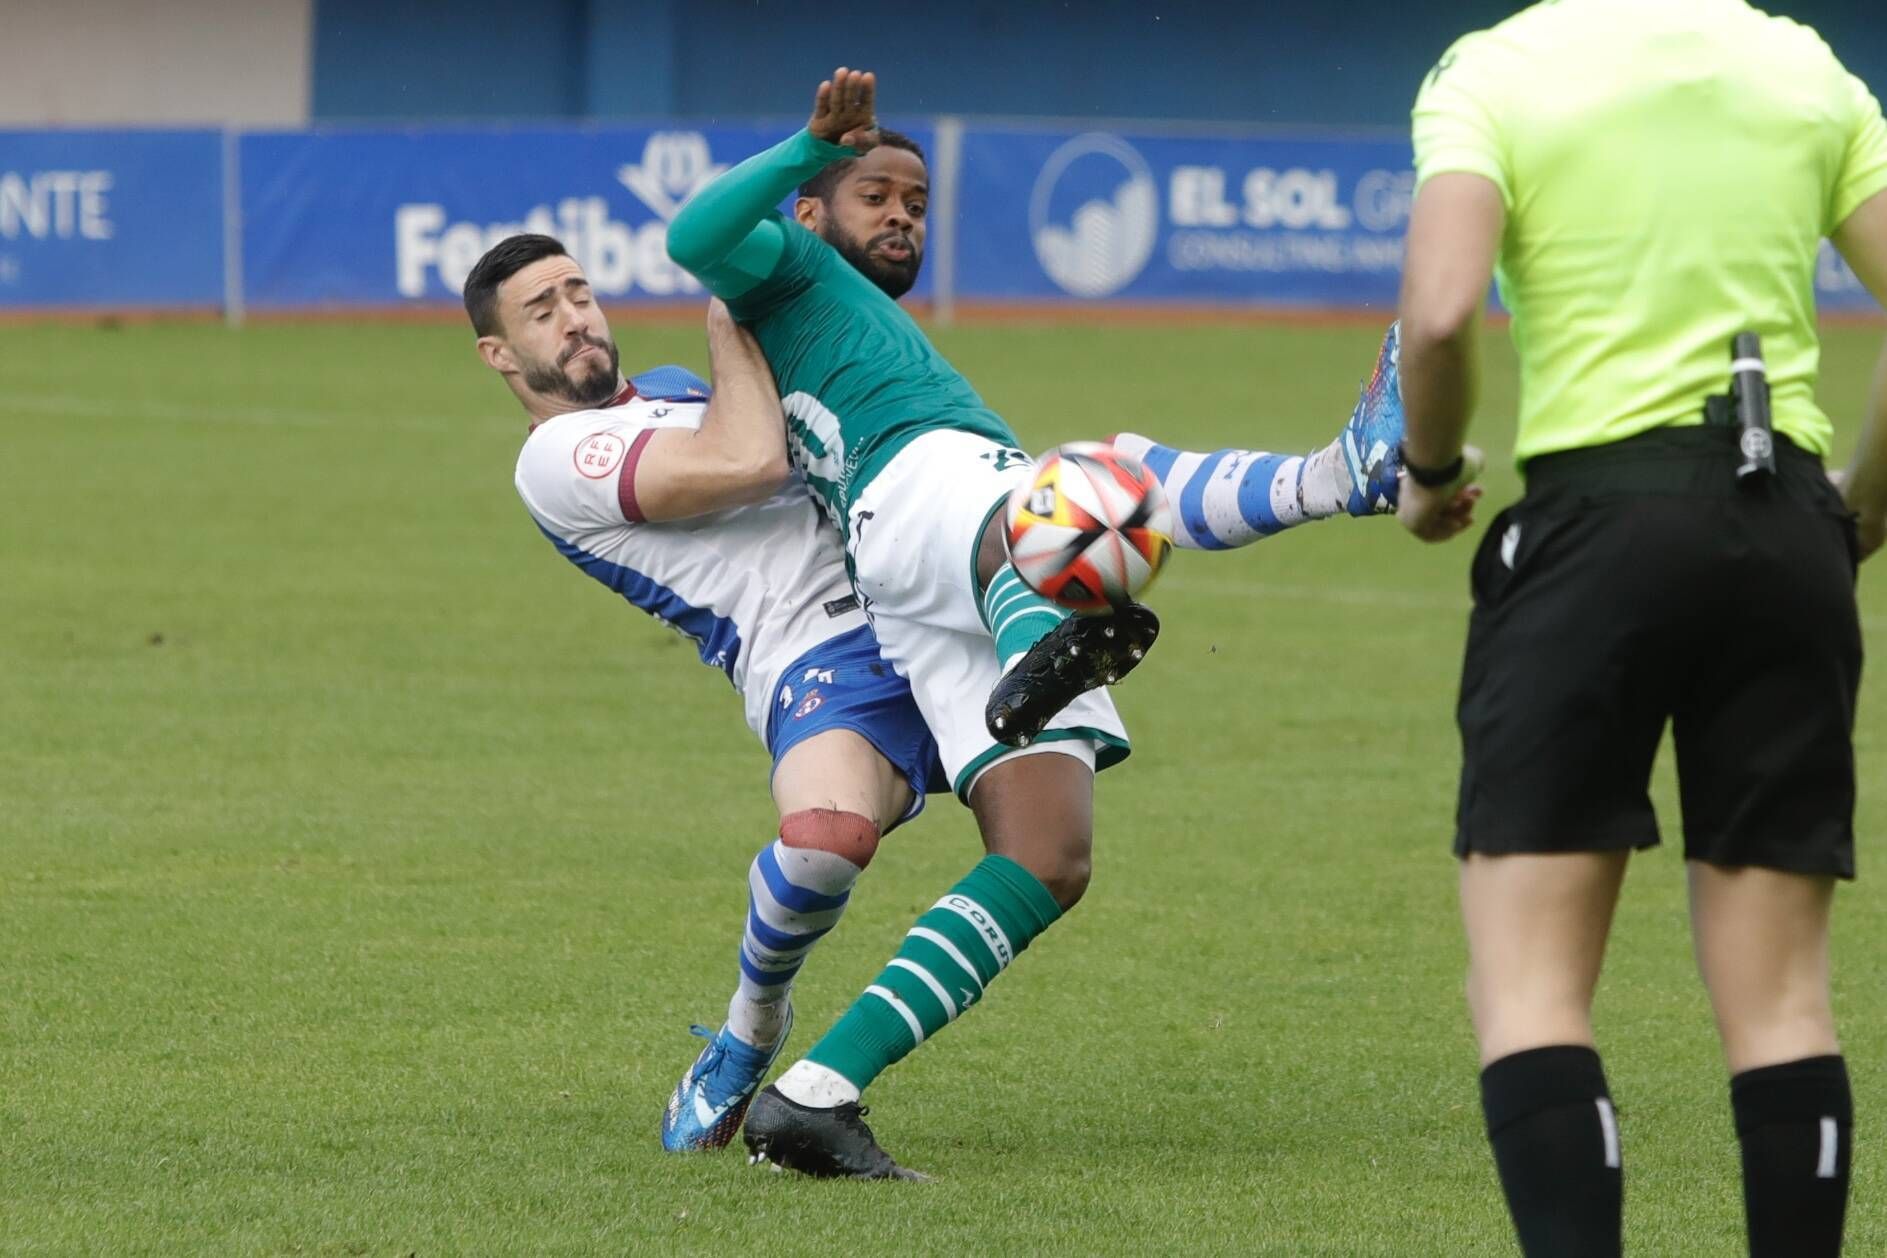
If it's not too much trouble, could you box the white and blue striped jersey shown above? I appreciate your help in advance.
[513,366,866,744]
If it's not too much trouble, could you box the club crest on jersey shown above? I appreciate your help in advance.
[574,432,627,479]
[793,689,824,719]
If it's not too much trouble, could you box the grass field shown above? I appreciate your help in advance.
[3,316,1883,1255]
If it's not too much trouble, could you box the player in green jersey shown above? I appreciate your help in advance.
[667,66,1151,1179]
[669,69,1158,755]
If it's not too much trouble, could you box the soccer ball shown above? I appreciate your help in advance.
[1005,443,1175,613]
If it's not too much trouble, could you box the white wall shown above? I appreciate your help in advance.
[0,0,311,126]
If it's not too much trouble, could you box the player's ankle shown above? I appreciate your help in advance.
[774,1059,862,1109]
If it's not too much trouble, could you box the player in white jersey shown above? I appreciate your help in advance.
[468,232,951,1153]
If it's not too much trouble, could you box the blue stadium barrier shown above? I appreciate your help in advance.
[0,121,1878,317]
[0,130,226,309]
[239,124,934,310]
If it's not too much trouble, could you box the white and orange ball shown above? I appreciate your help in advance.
[1005,443,1175,613]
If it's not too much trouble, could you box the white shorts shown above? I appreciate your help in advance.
[846,429,1131,799]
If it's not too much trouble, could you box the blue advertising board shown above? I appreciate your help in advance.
[953,125,1415,311]
[950,123,1882,317]
[0,121,1876,317]
[239,124,935,309]
[0,130,224,308]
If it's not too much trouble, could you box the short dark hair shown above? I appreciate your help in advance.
[464,233,569,336]
[798,129,927,203]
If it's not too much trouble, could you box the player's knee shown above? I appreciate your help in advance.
[995,829,1092,909]
[1038,850,1091,910]
[779,808,881,869]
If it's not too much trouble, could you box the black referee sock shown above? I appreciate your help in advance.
[1731,1055,1851,1258]
[1480,1045,1622,1258]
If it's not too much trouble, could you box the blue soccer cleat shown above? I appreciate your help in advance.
[1340,321,1407,516]
[660,1009,792,1153]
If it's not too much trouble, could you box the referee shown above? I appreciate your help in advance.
[1394,3,1887,1255]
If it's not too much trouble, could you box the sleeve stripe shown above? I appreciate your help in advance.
[617,428,658,523]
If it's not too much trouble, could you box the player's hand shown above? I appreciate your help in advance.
[1396,446,1486,543]
[808,67,880,151]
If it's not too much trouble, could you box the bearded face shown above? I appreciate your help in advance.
[519,330,622,407]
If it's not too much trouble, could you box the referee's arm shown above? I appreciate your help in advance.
[1835,188,1887,561]
[1396,172,1504,542]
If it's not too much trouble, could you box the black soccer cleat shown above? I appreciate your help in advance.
[985,602,1160,748]
[742,1085,928,1181]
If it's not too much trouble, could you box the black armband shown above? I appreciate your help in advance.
[1399,443,1464,488]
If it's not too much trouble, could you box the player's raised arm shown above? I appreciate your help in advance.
[631,300,791,522]
[666,68,880,299]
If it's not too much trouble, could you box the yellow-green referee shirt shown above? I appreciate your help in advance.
[1413,0,1887,465]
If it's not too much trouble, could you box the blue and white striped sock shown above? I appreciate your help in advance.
[1113,432,1350,550]
[727,832,866,1049]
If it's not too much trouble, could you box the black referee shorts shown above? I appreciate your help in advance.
[1455,426,1862,877]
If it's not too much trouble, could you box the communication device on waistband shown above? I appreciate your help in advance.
[1729,331,1776,483]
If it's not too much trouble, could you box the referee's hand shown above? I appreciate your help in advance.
[1830,469,1886,561]
[1857,513,1885,562]
[1397,446,1485,543]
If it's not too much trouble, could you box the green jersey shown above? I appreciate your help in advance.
[1413,0,1887,465]
[666,129,1017,539]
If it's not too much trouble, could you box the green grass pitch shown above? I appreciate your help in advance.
[2,316,1882,1254]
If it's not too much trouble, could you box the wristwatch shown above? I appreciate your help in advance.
[1399,443,1464,489]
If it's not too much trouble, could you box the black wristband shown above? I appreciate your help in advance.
[1400,443,1464,488]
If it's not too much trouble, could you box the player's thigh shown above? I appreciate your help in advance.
[846,430,1027,634]
[870,608,1127,803]
[771,728,914,833]
[1459,851,1630,1064]
[1688,861,1838,1074]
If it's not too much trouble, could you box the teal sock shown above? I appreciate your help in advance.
[804,854,1064,1091]
[980,563,1070,666]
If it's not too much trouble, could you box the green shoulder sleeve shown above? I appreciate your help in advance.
[666,129,856,299]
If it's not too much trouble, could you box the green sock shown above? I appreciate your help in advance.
[980,563,1070,666]
[804,854,1064,1091]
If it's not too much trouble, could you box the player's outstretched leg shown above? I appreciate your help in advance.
[661,810,877,1152]
[978,557,1160,749]
[1111,320,1407,549]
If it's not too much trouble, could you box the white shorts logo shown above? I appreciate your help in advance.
[1029,134,1159,298]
